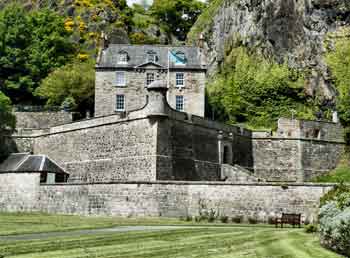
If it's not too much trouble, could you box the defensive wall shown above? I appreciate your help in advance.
[6,82,345,183]
[0,172,333,223]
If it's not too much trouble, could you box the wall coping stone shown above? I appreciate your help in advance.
[40,180,338,187]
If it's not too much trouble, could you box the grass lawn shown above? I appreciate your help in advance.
[0,212,198,236]
[0,213,344,258]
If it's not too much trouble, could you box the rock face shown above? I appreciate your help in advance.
[200,0,350,102]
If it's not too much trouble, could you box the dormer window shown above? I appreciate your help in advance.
[147,51,157,63]
[170,51,187,65]
[118,51,128,64]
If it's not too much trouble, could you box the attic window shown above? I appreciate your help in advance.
[175,51,186,65]
[147,51,157,63]
[118,51,128,64]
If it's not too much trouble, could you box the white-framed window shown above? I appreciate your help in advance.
[176,73,185,87]
[175,95,184,112]
[116,94,125,111]
[117,52,128,64]
[115,72,126,86]
[147,51,157,63]
[146,73,155,86]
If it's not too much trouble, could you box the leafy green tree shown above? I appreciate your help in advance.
[0,5,76,104]
[0,91,15,162]
[0,91,15,133]
[207,47,314,129]
[326,38,350,126]
[35,60,95,113]
[150,0,206,41]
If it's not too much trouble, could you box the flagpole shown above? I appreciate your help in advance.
[167,48,170,89]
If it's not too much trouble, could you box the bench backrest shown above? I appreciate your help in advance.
[282,213,301,222]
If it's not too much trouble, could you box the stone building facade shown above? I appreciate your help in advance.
[95,44,206,117]
[0,45,346,221]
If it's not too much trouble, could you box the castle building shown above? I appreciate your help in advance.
[95,45,207,117]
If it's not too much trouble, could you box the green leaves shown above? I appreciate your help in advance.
[0,5,76,104]
[207,47,313,129]
[0,91,15,133]
[326,38,350,126]
[150,0,206,41]
[35,60,95,113]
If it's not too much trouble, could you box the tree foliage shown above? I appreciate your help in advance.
[326,38,350,126]
[0,91,15,133]
[150,0,206,41]
[0,4,76,104]
[35,60,95,113]
[207,47,314,129]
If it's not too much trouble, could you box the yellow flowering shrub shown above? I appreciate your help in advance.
[64,18,74,32]
[78,53,89,61]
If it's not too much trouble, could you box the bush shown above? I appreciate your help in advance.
[320,183,350,208]
[231,216,243,224]
[207,209,217,223]
[320,204,350,256]
[267,216,276,225]
[220,216,229,223]
[304,224,318,233]
[248,217,258,224]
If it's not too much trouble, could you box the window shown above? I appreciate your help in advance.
[147,51,157,63]
[176,73,185,87]
[116,95,125,111]
[176,95,184,112]
[116,72,126,86]
[117,52,128,64]
[175,52,186,65]
[146,73,155,86]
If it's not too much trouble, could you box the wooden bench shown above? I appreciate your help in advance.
[275,213,301,228]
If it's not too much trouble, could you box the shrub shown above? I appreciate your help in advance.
[320,205,350,256]
[320,183,350,207]
[232,216,243,224]
[304,224,318,233]
[248,217,258,224]
[220,216,229,223]
[207,209,217,223]
[267,216,276,225]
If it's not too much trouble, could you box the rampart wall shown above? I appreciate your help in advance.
[0,175,333,223]
[30,116,158,183]
[15,111,72,129]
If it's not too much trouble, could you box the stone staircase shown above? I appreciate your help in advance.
[221,164,264,183]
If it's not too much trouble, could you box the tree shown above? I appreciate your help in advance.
[35,60,95,114]
[0,91,15,162]
[207,47,314,129]
[0,5,76,104]
[326,38,350,126]
[150,0,206,41]
[0,91,15,133]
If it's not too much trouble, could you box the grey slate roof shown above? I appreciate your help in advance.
[0,153,67,174]
[97,44,206,70]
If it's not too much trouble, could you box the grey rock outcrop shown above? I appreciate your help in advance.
[199,0,350,102]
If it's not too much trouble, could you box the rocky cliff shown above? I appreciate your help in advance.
[189,0,350,103]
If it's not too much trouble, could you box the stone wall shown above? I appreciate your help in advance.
[156,116,253,181]
[33,117,158,183]
[0,178,332,223]
[252,138,302,182]
[0,173,40,212]
[15,111,72,129]
[95,69,205,117]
